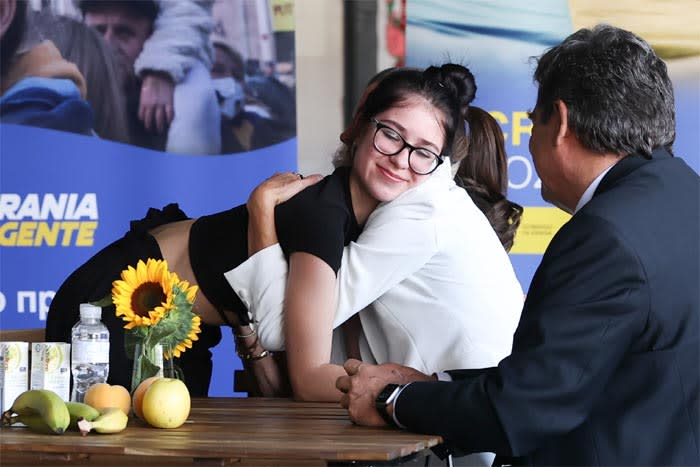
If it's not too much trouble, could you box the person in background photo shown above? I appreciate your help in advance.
[211,39,295,153]
[0,0,93,135]
[77,0,221,155]
[29,10,130,144]
[337,24,699,467]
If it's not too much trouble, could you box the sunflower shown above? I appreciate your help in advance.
[161,276,202,358]
[112,259,176,329]
[166,314,202,359]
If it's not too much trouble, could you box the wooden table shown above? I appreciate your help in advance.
[0,397,443,466]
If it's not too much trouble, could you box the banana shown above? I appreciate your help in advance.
[5,412,58,435]
[2,389,69,435]
[78,407,128,436]
[65,401,101,430]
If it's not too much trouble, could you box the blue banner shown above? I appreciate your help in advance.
[407,0,699,291]
[0,125,296,396]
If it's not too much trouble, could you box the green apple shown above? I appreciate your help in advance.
[141,378,190,429]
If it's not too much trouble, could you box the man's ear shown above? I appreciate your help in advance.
[0,0,17,39]
[553,99,569,145]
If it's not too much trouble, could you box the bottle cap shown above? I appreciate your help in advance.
[79,303,102,320]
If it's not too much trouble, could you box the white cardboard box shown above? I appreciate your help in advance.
[0,342,29,412]
[30,342,71,401]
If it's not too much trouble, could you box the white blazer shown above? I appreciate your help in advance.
[225,161,524,374]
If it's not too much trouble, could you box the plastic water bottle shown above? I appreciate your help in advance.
[70,303,109,402]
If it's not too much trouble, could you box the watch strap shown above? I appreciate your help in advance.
[375,383,403,426]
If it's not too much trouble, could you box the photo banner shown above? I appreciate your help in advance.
[1,0,298,397]
[406,0,699,291]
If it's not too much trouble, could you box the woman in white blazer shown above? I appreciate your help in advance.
[228,105,524,380]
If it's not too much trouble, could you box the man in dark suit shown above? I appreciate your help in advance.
[336,24,699,466]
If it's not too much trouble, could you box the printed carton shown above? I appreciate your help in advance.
[0,342,29,412]
[30,343,71,401]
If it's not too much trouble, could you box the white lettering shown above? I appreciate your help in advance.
[17,194,40,220]
[17,291,37,313]
[0,193,98,220]
[64,194,79,220]
[0,194,20,220]
[38,291,55,321]
[0,291,5,312]
[69,193,98,220]
[40,193,68,220]
[508,155,533,190]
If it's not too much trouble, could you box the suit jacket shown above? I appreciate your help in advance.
[395,148,699,465]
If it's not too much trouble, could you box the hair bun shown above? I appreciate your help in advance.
[424,64,477,108]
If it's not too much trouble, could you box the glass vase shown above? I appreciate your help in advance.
[130,343,179,393]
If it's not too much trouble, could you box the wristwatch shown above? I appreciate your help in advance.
[375,383,403,426]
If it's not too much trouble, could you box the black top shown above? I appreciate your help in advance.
[189,166,361,318]
[275,166,361,273]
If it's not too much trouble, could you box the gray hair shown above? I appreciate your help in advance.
[533,24,675,157]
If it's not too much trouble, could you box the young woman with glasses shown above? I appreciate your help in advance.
[224,65,524,411]
[46,65,523,408]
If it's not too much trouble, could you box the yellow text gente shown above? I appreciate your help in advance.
[0,221,97,246]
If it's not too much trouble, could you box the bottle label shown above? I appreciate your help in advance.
[71,341,109,365]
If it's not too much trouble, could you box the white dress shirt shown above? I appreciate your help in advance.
[574,165,615,213]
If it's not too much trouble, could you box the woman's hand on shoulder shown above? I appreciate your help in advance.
[247,172,323,214]
[246,173,323,257]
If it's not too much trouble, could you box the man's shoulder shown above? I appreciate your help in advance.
[584,154,698,221]
[546,155,699,272]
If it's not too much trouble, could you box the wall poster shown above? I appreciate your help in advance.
[1,0,297,396]
[406,0,699,291]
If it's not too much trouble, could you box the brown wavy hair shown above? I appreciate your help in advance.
[455,106,522,251]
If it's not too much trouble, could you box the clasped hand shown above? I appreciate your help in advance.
[336,359,435,427]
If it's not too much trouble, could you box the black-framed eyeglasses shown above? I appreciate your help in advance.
[370,118,444,175]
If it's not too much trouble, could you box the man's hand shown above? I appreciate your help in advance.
[247,172,322,257]
[336,359,435,427]
[139,72,175,134]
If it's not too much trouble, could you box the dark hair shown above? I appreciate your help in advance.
[78,1,159,24]
[31,11,130,144]
[334,64,476,167]
[533,24,675,157]
[455,107,522,251]
[213,41,245,83]
[0,0,28,77]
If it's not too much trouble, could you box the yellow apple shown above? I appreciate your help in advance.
[141,378,190,428]
[132,376,160,420]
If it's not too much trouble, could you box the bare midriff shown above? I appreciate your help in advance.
[149,219,239,327]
